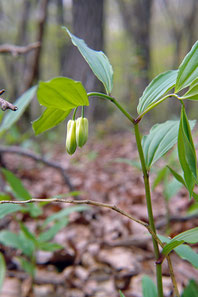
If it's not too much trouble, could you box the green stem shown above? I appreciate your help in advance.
[134,123,163,297]
[82,106,85,118]
[136,93,180,122]
[72,107,78,120]
[88,92,135,124]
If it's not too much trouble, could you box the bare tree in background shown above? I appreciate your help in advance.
[63,0,107,120]
[160,0,198,68]
[117,0,153,97]
[24,0,49,90]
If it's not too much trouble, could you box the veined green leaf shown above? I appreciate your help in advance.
[137,70,178,114]
[167,166,186,187]
[181,280,198,297]
[175,41,198,92]
[38,218,68,242]
[0,231,22,250]
[0,204,22,219]
[1,168,42,217]
[142,275,157,297]
[178,107,197,196]
[0,86,37,134]
[142,120,181,169]
[32,107,71,135]
[181,79,198,101]
[162,227,198,256]
[64,27,113,94]
[159,235,198,269]
[37,77,89,110]
[0,253,5,290]
[20,258,35,278]
[37,241,63,252]
[43,205,89,226]
[119,291,126,297]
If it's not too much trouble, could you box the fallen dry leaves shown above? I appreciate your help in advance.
[1,132,198,297]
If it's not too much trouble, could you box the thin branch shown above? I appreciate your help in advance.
[0,146,74,192]
[0,90,17,111]
[0,197,163,246]
[167,255,180,297]
[0,42,40,56]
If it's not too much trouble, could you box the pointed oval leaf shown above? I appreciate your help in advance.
[32,107,71,135]
[137,70,178,114]
[0,204,22,219]
[0,253,6,290]
[37,77,89,110]
[0,86,37,133]
[159,235,198,269]
[178,107,197,196]
[175,41,198,92]
[162,227,198,256]
[181,80,198,101]
[64,27,113,94]
[142,120,179,169]
[142,275,157,297]
[181,280,198,297]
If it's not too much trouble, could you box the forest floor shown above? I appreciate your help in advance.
[1,131,198,297]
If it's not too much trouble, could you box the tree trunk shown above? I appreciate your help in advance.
[63,0,106,121]
[117,0,153,97]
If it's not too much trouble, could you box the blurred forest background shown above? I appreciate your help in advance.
[0,1,198,296]
[1,0,198,139]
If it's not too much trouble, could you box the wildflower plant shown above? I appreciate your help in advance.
[31,27,198,296]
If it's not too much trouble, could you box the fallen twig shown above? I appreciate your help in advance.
[0,145,74,191]
[0,197,164,247]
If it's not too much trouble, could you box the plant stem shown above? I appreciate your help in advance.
[87,92,135,124]
[136,93,180,122]
[134,123,164,297]
[167,255,180,297]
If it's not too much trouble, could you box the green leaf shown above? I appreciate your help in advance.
[19,223,37,244]
[137,70,178,114]
[38,218,68,242]
[19,258,35,278]
[175,245,198,269]
[152,167,167,190]
[181,280,198,297]
[0,253,6,290]
[178,107,197,196]
[2,168,31,200]
[64,27,113,94]
[44,205,89,226]
[113,158,141,170]
[164,178,182,201]
[142,120,182,169]
[32,107,71,135]
[0,231,22,250]
[0,204,22,219]
[37,77,89,110]
[119,291,126,297]
[181,80,198,101]
[0,86,37,133]
[175,41,198,92]
[1,168,42,217]
[162,227,198,256]
[37,241,63,252]
[167,166,186,186]
[159,235,198,269]
[142,275,157,297]
[18,232,35,257]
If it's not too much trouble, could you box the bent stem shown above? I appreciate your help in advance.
[134,123,164,297]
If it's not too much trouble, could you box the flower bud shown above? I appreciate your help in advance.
[76,117,88,147]
[66,120,77,155]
